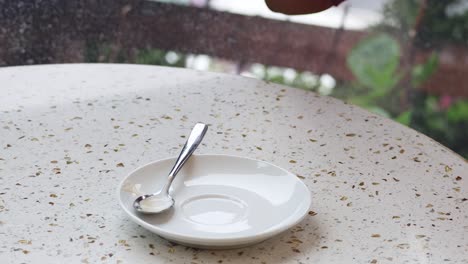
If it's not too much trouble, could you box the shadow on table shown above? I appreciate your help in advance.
[125,216,322,263]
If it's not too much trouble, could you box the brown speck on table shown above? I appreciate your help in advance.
[445,165,452,173]
[18,240,31,245]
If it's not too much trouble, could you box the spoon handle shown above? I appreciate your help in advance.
[162,123,208,195]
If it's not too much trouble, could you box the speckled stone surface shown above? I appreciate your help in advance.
[0,64,466,263]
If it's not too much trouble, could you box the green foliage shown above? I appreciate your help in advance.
[396,111,412,125]
[255,65,320,91]
[347,33,401,92]
[84,42,186,68]
[345,33,405,109]
[383,0,468,48]
[418,0,468,47]
[135,49,185,67]
[447,100,468,123]
[383,0,468,158]
[84,42,114,62]
[411,53,438,87]
[367,106,391,118]
[344,2,468,158]
[382,0,419,35]
[410,96,468,157]
[135,49,166,65]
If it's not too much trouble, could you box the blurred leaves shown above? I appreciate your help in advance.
[447,100,468,122]
[85,42,114,62]
[411,96,468,157]
[382,0,419,35]
[253,64,325,92]
[396,110,412,125]
[411,53,438,87]
[383,0,468,48]
[367,106,391,118]
[346,33,402,109]
[135,49,169,65]
[347,33,401,94]
[135,49,185,67]
[84,41,186,67]
[345,13,467,158]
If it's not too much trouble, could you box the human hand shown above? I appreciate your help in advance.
[265,0,345,15]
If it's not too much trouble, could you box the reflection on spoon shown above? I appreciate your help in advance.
[138,194,174,213]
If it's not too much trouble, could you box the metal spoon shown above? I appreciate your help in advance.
[133,123,208,214]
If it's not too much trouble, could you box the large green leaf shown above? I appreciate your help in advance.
[347,33,401,92]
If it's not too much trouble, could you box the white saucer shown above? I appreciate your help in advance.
[118,155,311,249]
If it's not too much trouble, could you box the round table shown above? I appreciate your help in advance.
[1,64,466,263]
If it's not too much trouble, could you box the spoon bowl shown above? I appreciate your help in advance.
[133,192,174,213]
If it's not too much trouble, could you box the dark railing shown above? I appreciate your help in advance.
[0,0,467,97]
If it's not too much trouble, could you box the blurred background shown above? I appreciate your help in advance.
[1,0,467,158]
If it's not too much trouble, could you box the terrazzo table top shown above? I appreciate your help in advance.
[0,64,466,263]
